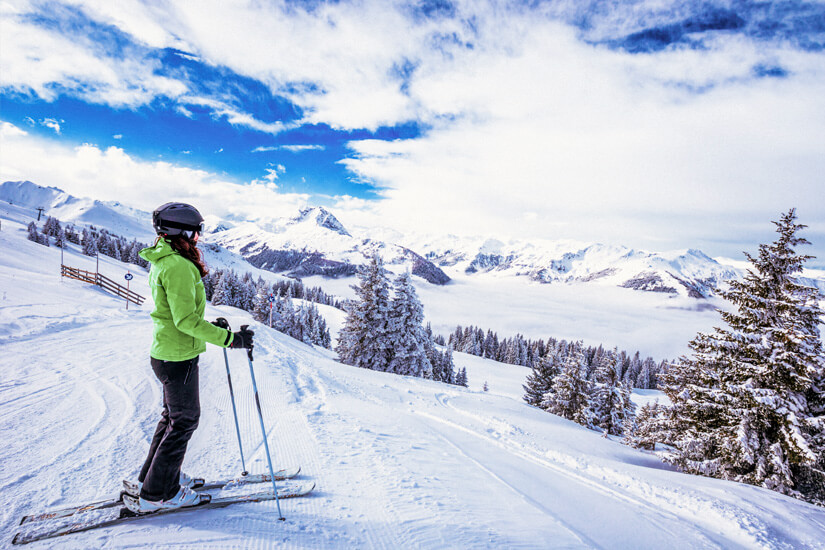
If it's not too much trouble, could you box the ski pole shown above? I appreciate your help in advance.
[242,327,285,521]
[215,318,248,476]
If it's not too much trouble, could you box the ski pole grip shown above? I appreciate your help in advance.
[240,325,254,361]
[213,317,231,330]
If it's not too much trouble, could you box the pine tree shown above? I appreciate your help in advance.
[336,255,393,372]
[43,216,61,237]
[81,228,98,257]
[455,367,468,387]
[387,272,433,378]
[252,280,271,324]
[625,401,676,450]
[637,357,656,389]
[211,271,233,306]
[542,348,592,426]
[54,228,65,248]
[442,349,455,385]
[27,222,39,243]
[523,351,562,407]
[663,209,824,500]
[591,349,636,436]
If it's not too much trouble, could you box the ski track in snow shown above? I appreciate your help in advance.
[3,220,825,549]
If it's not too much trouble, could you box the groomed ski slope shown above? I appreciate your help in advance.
[2,217,825,549]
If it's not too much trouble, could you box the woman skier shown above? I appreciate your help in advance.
[135,202,254,512]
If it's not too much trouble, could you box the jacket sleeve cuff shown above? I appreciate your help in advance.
[223,330,233,347]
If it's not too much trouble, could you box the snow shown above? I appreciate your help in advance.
[3,202,825,548]
[0,180,155,242]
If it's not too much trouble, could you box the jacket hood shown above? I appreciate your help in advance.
[139,238,178,264]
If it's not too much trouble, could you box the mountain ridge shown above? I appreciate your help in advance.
[4,179,823,297]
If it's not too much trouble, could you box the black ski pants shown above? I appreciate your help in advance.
[139,356,200,502]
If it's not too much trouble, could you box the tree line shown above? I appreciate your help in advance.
[203,268,333,349]
[451,325,669,389]
[523,343,637,435]
[28,217,150,270]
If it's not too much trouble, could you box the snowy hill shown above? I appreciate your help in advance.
[3,196,825,548]
[0,180,155,241]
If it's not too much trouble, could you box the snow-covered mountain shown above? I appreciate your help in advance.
[0,181,450,285]
[207,207,451,285]
[0,180,155,241]
[4,179,823,300]
[393,234,744,299]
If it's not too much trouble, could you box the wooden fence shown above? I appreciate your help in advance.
[61,265,145,306]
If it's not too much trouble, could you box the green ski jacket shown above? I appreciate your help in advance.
[139,238,232,361]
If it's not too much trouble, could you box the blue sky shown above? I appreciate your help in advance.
[1,0,824,263]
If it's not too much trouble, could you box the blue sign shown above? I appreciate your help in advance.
[124,273,134,281]
[268,294,275,303]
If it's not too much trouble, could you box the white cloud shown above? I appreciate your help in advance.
[337,18,825,257]
[252,144,326,153]
[40,118,62,134]
[113,134,123,139]
[252,163,287,185]
[0,121,309,223]
[180,96,292,135]
[2,2,824,259]
[0,4,187,107]
[1,121,28,137]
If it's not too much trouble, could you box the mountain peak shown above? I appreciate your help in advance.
[291,206,351,237]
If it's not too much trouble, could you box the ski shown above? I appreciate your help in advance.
[12,481,314,545]
[19,466,301,525]
[122,466,302,497]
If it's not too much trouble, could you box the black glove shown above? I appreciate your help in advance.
[230,325,254,350]
[212,317,230,330]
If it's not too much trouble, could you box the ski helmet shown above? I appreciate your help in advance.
[152,202,204,236]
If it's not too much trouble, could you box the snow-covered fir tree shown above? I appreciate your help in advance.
[213,270,246,308]
[42,216,61,237]
[455,367,468,387]
[431,347,455,384]
[27,222,40,243]
[63,224,80,245]
[54,228,65,248]
[591,349,635,436]
[662,209,824,502]
[387,271,433,378]
[625,401,676,451]
[252,279,272,325]
[336,255,393,372]
[637,357,657,390]
[81,228,97,256]
[523,351,562,407]
[542,347,592,426]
